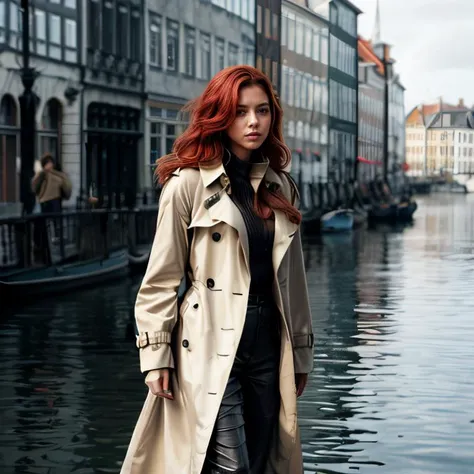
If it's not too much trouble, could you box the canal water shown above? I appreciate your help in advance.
[1,194,474,474]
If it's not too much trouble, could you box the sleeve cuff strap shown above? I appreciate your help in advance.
[136,331,172,349]
[293,333,314,349]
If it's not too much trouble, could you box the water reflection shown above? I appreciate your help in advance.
[1,195,474,473]
[300,230,396,473]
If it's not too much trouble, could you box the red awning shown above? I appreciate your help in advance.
[357,156,382,165]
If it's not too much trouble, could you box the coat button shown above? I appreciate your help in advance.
[182,339,189,348]
[212,232,221,242]
[207,278,215,289]
[193,303,199,309]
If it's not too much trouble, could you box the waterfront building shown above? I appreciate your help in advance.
[255,0,280,89]
[0,0,81,210]
[357,0,406,190]
[280,0,329,209]
[83,0,145,209]
[357,36,384,182]
[143,0,255,190]
[327,0,360,184]
[405,99,469,177]
[388,74,405,189]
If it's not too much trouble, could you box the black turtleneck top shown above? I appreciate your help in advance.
[224,153,275,295]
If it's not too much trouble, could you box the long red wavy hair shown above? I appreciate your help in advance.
[156,65,301,225]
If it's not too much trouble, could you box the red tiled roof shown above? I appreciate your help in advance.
[358,36,384,75]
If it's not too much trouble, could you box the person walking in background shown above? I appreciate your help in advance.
[121,65,314,474]
[31,152,72,213]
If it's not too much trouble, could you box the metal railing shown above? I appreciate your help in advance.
[0,208,158,272]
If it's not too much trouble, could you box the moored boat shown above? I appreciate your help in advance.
[321,209,354,233]
[0,249,129,301]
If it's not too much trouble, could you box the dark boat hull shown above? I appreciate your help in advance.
[0,250,129,300]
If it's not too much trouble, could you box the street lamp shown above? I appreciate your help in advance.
[19,0,39,215]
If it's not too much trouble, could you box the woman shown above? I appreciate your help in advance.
[121,65,314,474]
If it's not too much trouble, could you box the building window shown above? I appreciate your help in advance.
[65,0,77,8]
[0,1,6,43]
[242,34,254,66]
[184,26,196,76]
[9,1,20,49]
[39,99,62,165]
[149,14,162,67]
[272,13,279,40]
[117,4,129,57]
[249,0,255,24]
[304,25,312,58]
[281,15,287,47]
[215,37,225,73]
[0,95,19,203]
[35,10,46,55]
[287,14,295,51]
[167,20,179,72]
[242,0,249,21]
[264,8,271,39]
[256,5,262,34]
[88,0,100,49]
[150,121,162,165]
[102,1,114,53]
[149,108,184,178]
[228,43,239,66]
[130,8,141,61]
[200,32,211,80]
[64,19,77,63]
[48,14,61,59]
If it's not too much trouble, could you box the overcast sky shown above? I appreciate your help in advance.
[352,0,474,111]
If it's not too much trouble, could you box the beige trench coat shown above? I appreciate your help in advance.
[121,158,314,474]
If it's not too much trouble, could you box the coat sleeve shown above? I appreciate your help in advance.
[281,171,314,374]
[135,173,193,373]
[287,226,314,374]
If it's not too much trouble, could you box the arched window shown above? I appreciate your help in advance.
[0,95,18,126]
[0,95,19,202]
[39,98,62,164]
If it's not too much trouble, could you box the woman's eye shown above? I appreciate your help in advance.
[237,110,246,116]
[258,108,269,115]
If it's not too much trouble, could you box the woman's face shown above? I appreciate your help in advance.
[226,84,272,161]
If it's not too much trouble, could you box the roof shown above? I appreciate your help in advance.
[283,0,329,23]
[358,36,384,75]
[428,110,474,129]
[406,101,469,125]
[335,0,363,14]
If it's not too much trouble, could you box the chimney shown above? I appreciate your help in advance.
[458,98,465,108]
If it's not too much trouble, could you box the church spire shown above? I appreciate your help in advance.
[372,0,381,44]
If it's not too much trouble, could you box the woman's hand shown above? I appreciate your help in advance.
[145,369,174,400]
[295,373,308,398]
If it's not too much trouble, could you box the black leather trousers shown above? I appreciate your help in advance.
[202,294,281,474]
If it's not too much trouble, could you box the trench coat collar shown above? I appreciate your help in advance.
[199,149,270,193]
[195,153,298,275]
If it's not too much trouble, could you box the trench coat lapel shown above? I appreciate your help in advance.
[273,209,299,273]
[197,159,298,274]
[264,168,299,273]
[197,162,251,270]
[208,186,250,270]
